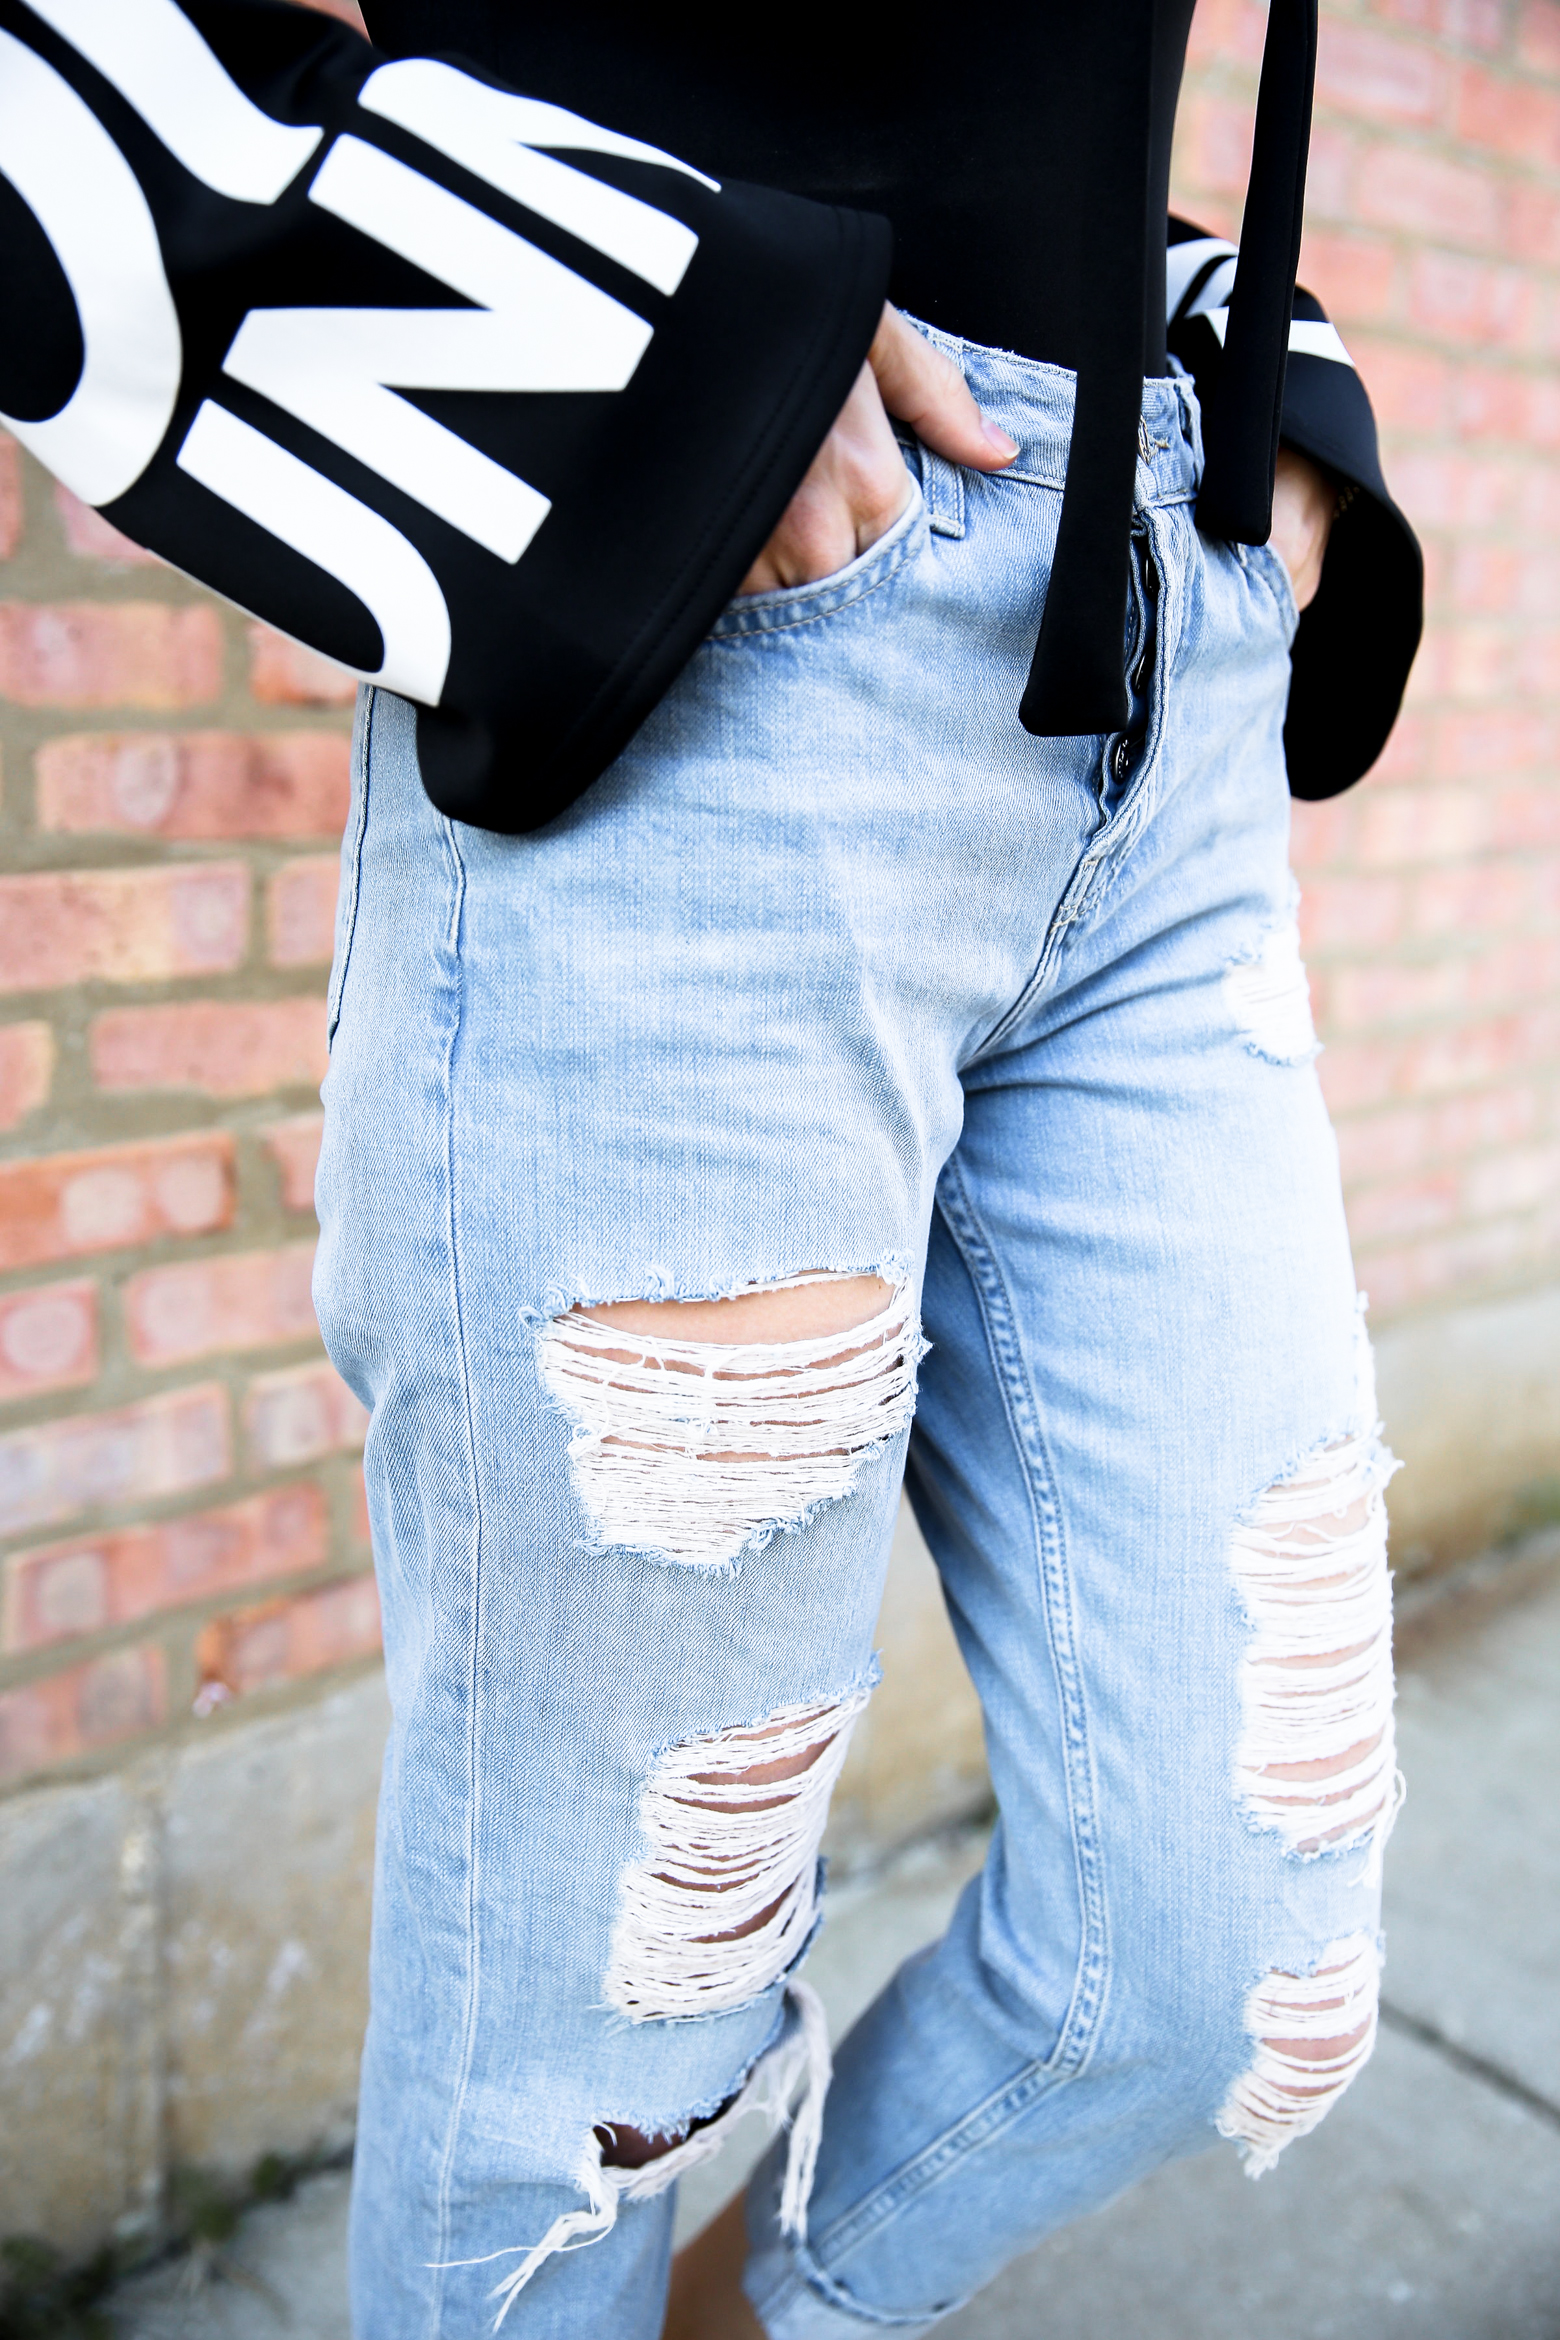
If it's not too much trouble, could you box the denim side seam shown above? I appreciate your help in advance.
[426,810,486,2332]
[326,685,374,1047]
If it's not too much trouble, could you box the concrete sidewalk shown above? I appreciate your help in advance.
[108,1565,1560,2339]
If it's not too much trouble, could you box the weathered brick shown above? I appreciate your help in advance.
[1355,782,1490,866]
[0,1132,233,1273]
[4,1482,329,1652]
[1175,90,1257,197]
[1387,446,1515,528]
[247,624,356,707]
[1298,871,1406,955]
[52,485,162,566]
[91,999,328,1097]
[245,1360,366,1471]
[1432,706,1555,779]
[195,1572,380,1701]
[1184,0,1268,69]
[1455,61,1560,166]
[0,1644,167,1782]
[1336,1084,1538,1183]
[37,732,352,840]
[0,1281,97,1404]
[1370,0,1504,56]
[263,1113,324,1213]
[1329,956,1467,1031]
[1317,21,1448,125]
[1509,182,1560,268]
[1355,144,1502,246]
[1454,363,1538,443]
[0,1023,53,1133]
[1338,331,1452,432]
[1449,539,1521,614]
[1297,122,1359,222]
[1464,1140,1560,1218]
[267,857,339,969]
[1520,0,1560,76]
[125,1241,317,1368]
[1290,797,1358,871]
[1409,251,1536,350]
[1346,1168,1463,1246]
[0,1384,229,1539]
[1356,1217,1542,1316]
[0,435,20,562]
[1490,780,1560,849]
[0,604,223,708]
[0,865,248,995]
[1299,228,1399,321]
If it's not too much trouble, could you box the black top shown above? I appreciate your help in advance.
[1,0,1421,831]
[362,0,1198,381]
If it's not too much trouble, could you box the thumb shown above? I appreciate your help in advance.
[868,305,1018,473]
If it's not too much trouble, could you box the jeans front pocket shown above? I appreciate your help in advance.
[708,477,928,643]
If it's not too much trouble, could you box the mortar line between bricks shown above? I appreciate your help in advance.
[1378,1999,1560,2133]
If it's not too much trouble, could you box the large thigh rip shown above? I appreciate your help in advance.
[1216,1306,1403,2176]
[536,1273,924,1570]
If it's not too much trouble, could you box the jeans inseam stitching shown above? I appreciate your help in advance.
[936,1164,1110,2058]
[797,1178,1109,2281]
[428,814,483,2335]
[326,687,373,1046]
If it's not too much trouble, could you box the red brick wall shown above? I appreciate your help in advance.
[2,0,1558,1791]
[0,459,376,1786]
[1174,0,1560,1318]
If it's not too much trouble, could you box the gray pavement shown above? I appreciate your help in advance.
[107,1566,1560,2339]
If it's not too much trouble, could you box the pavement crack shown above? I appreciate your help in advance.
[1378,1998,1560,2133]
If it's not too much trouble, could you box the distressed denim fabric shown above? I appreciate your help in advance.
[314,339,1395,2339]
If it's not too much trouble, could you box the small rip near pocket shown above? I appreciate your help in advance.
[1225,911,1318,1067]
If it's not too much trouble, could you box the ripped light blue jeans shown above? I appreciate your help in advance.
[314,342,1399,2339]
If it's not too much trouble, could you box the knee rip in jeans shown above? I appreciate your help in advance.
[1229,1409,1403,1877]
[1217,1933,1381,2177]
[473,1691,872,2320]
[1224,912,1318,1066]
[1217,1329,1400,2178]
[606,1684,872,2022]
[536,1270,925,1569]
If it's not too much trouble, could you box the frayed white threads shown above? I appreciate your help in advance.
[447,1979,833,2328]
[1232,1428,1401,1874]
[607,1689,871,2020]
[1225,918,1318,1065]
[538,1282,925,1567]
[1217,1933,1381,2176]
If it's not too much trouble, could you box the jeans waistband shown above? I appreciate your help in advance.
[906,318,1203,513]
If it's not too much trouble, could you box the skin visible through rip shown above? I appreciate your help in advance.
[1246,1460,1381,2078]
[582,1274,886,2168]
[1253,1471,1383,1844]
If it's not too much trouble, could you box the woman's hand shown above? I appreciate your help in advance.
[1270,446,1335,611]
[738,305,1020,594]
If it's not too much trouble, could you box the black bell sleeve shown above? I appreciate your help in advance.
[1168,217,1424,801]
[0,0,889,832]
